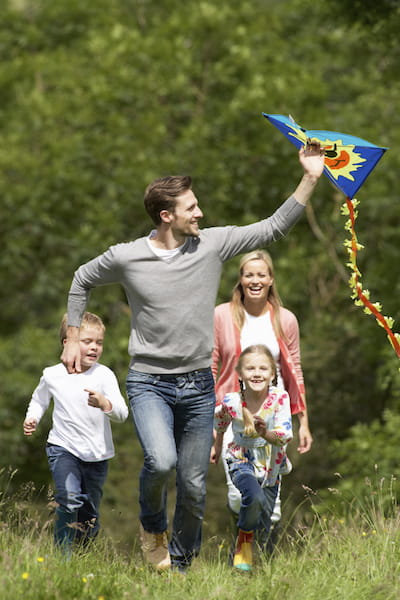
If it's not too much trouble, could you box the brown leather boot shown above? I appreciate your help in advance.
[139,524,171,570]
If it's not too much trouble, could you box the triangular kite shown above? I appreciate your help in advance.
[263,113,387,198]
[263,113,399,359]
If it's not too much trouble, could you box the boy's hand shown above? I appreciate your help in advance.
[85,388,112,412]
[23,418,37,436]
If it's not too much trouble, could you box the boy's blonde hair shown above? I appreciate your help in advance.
[59,312,105,345]
[235,344,277,436]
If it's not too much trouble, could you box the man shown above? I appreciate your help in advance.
[62,142,325,572]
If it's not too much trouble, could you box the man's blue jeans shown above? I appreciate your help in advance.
[46,443,108,541]
[126,368,215,569]
[228,459,279,534]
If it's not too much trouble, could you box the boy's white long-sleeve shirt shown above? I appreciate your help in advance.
[25,362,128,462]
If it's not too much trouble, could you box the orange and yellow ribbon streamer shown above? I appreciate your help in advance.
[342,197,400,358]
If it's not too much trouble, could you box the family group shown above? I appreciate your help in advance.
[24,141,325,573]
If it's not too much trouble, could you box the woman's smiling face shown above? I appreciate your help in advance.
[240,258,273,304]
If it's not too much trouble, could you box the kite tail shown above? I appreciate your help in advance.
[342,197,400,358]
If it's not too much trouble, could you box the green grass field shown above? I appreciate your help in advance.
[1,471,399,600]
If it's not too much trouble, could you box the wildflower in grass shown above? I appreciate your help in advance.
[302,485,317,495]
[22,572,29,580]
[82,577,88,583]
[37,556,45,563]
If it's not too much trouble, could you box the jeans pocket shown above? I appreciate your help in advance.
[126,370,159,402]
[126,370,158,385]
[192,370,215,394]
[228,461,241,485]
[46,443,64,458]
[46,443,64,471]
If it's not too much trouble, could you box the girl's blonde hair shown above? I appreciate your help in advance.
[59,312,105,345]
[236,344,277,436]
[230,250,284,339]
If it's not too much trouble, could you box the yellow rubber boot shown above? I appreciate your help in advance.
[233,529,254,571]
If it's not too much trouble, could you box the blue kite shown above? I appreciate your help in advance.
[263,113,387,199]
[262,113,400,358]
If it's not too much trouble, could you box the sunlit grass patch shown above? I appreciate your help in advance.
[0,468,400,599]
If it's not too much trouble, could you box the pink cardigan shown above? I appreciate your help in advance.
[212,302,306,415]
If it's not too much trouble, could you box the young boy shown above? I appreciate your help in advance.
[23,312,128,554]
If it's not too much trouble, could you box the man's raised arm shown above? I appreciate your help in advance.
[292,141,325,206]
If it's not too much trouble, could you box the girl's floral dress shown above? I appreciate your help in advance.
[214,386,293,487]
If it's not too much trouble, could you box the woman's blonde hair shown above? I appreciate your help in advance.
[230,250,284,339]
[236,344,277,436]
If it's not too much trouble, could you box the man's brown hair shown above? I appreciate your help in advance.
[144,175,192,225]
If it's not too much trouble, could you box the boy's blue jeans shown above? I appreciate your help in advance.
[126,368,215,569]
[228,459,279,533]
[46,443,108,540]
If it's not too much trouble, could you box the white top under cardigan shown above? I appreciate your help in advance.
[240,310,283,387]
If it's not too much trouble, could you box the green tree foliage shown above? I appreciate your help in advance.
[1,0,400,545]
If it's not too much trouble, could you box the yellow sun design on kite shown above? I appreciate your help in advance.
[287,126,366,182]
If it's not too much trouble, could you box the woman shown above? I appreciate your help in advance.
[211,249,312,548]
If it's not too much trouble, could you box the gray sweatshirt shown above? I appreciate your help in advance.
[67,195,303,374]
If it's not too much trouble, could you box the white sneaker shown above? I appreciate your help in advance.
[139,524,171,570]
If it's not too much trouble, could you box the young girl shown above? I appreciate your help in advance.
[213,344,292,571]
